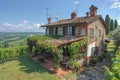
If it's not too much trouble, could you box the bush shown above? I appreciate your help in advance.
[73,54,82,59]
[97,53,106,62]
[68,60,81,71]
[90,58,98,66]
[0,46,28,62]
[74,62,81,71]
[104,49,120,80]
[54,52,61,69]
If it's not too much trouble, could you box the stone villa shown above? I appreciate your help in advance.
[41,5,108,64]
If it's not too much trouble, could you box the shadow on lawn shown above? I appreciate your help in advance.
[17,55,55,74]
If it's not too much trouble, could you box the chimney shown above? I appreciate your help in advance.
[71,12,77,19]
[48,18,51,24]
[86,12,90,17]
[89,5,98,17]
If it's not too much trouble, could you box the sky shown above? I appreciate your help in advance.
[0,0,120,32]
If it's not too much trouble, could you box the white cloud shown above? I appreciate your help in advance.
[113,0,119,1]
[0,20,45,32]
[23,20,29,24]
[34,23,41,27]
[117,17,120,25]
[110,0,120,9]
[74,1,79,4]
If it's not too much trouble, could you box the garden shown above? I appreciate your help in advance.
[27,35,88,73]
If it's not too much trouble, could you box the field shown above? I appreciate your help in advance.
[0,32,44,48]
[0,55,60,80]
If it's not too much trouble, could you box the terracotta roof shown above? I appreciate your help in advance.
[41,15,108,29]
[45,37,82,47]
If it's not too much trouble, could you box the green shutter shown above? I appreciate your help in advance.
[63,27,66,35]
[72,26,75,36]
[49,28,51,35]
[55,27,58,35]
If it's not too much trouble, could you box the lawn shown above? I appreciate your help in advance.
[0,55,60,80]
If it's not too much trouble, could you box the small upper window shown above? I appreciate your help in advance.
[81,28,86,36]
[89,28,94,38]
[68,26,72,35]
[99,30,101,37]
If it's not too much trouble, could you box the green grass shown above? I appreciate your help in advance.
[0,55,60,80]
[9,39,26,46]
[107,40,116,53]
[0,46,27,50]
[28,35,62,41]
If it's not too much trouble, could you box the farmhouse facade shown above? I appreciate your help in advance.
[42,5,108,64]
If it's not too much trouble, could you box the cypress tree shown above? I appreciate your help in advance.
[105,15,111,35]
[110,19,114,31]
[114,20,118,29]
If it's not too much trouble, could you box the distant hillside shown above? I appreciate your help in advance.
[0,32,44,48]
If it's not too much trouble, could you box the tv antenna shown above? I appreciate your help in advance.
[55,12,59,20]
[46,8,49,18]
[74,0,80,14]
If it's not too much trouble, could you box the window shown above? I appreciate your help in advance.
[49,28,54,35]
[89,28,94,38]
[81,28,86,36]
[99,30,101,37]
[102,33,104,40]
[68,26,72,35]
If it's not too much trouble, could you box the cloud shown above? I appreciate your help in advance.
[0,20,45,32]
[23,20,29,24]
[117,17,120,25]
[110,0,120,9]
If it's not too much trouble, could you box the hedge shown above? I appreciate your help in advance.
[0,46,29,62]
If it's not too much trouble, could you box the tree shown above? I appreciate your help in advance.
[114,20,118,29]
[112,28,120,49]
[105,15,111,35]
[2,41,9,48]
[110,19,114,31]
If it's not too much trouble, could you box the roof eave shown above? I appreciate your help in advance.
[99,16,108,29]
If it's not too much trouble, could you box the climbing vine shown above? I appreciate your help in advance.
[68,37,88,59]
[35,42,62,68]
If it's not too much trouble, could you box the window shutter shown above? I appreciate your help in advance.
[63,27,66,35]
[49,28,51,35]
[72,26,75,36]
[55,27,58,35]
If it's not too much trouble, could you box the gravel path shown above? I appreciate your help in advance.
[78,58,111,80]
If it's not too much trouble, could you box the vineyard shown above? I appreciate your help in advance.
[0,46,28,62]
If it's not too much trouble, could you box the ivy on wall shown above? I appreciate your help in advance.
[35,43,62,68]
[68,37,88,59]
